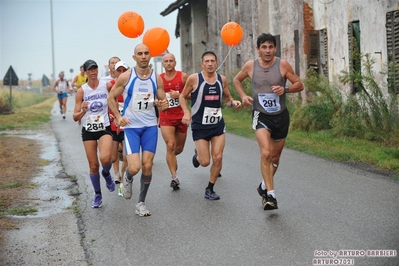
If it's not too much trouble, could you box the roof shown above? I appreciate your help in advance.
[160,0,190,16]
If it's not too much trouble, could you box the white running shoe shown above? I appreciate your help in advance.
[118,183,123,197]
[123,175,133,199]
[135,202,151,217]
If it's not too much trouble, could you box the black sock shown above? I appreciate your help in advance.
[207,182,215,192]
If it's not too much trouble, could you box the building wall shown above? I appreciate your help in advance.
[174,0,399,96]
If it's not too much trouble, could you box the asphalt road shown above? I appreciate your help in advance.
[51,96,398,266]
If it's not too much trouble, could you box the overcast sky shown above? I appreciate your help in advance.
[0,0,180,83]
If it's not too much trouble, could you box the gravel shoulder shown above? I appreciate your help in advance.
[0,126,86,265]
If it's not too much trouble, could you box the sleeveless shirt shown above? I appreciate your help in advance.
[160,71,184,119]
[57,80,68,93]
[81,80,110,130]
[191,72,224,130]
[122,68,158,128]
[252,57,287,115]
[76,74,87,89]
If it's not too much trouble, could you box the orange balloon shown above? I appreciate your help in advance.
[118,11,144,38]
[142,27,170,57]
[221,22,243,46]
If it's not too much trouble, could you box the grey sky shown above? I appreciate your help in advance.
[0,0,180,82]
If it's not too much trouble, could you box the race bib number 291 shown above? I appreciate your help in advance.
[258,93,281,113]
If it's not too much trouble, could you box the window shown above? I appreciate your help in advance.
[386,10,399,94]
[348,21,361,93]
[307,29,328,77]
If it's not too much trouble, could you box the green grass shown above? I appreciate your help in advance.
[0,90,55,130]
[7,206,38,216]
[223,106,399,175]
[1,182,23,189]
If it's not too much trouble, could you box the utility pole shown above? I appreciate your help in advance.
[50,0,55,86]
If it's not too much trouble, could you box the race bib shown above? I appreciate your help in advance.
[167,94,180,108]
[258,93,281,113]
[202,107,222,125]
[132,92,154,111]
[86,114,105,132]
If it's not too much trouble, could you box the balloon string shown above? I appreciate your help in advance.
[216,45,234,72]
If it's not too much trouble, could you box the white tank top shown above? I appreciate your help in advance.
[81,80,110,131]
[122,68,158,128]
[58,80,68,93]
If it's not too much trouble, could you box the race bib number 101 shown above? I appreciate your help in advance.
[202,107,222,125]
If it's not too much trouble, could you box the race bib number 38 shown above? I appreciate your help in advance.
[258,93,281,113]
[86,114,105,132]
[202,107,222,125]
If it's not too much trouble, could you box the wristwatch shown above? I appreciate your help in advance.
[284,86,289,93]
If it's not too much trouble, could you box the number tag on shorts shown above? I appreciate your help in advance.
[258,93,281,113]
[86,114,105,132]
[132,92,154,111]
[202,107,222,125]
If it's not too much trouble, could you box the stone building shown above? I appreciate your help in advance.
[161,0,399,95]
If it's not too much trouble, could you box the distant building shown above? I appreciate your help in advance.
[161,0,399,97]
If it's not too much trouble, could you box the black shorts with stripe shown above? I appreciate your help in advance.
[252,108,290,140]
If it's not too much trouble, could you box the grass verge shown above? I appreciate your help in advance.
[222,105,399,177]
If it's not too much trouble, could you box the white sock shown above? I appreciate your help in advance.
[261,181,266,191]
[267,190,275,198]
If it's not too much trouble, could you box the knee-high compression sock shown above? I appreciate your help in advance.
[101,162,112,177]
[138,174,152,203]
[125,169,134,181]
[89,173,101,194]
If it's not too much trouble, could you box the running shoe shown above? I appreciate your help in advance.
[257,183,268,207]
[118,183,123,197]
[123,174,133,199]
[192,149,200,168]
[91,194,102,208]
[204,188,220,200]
[63,114,65,119]
[264,194,278,210]
[170,176,180,190]
[103,173,115,192]
[135,202,151,217]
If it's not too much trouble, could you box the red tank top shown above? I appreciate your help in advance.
[160,71,184,120]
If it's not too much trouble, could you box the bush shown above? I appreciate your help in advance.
[338,53,399,141]
[291,69,342,131]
